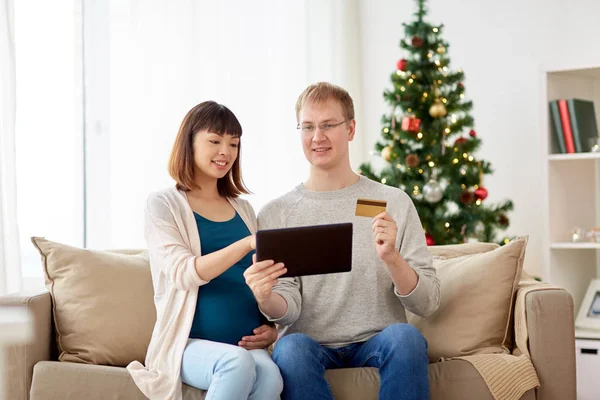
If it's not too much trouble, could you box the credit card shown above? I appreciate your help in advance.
[355,198,387,218]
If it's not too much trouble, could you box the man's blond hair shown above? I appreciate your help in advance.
[295,82,355,122]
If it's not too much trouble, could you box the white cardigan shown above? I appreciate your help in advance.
[126,187,257,400]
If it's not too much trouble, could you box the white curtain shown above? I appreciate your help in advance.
[84,0,364,249]
[0,0,22,295]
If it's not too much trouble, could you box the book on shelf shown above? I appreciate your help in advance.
[549,101,567,153]
[568,99,599,153]
[549,98,599,154]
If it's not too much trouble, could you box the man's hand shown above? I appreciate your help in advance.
[238,324,278,350]
[244,254,286,303]
[372,211,400,264]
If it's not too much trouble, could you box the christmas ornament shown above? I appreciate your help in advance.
[474,221,485,236]
[412,36,424,48]
[401,117,421,132]
[498,214,509,227]
[458,82,464,89]
[469,129,477,137]
[423,178,443,203]
[381,146,393,162]
[396,59,407,71]
[429,98,447,118]
[394,106,404,121]
[454,137,468,146]
[425,233,435,246]
[436,45,446,54]
[405,154,420,168]
[474,187,488,201]
[460,190,475,204]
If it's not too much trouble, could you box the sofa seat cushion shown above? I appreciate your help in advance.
[29,360,535,400]
[327,360,508,400]
[30,361,206,400]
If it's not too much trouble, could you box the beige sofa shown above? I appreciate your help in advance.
[2,283,577,400]
[1,238,577,400]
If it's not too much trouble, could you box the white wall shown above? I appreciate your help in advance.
[82,0,364,250]
[357,0,600,276]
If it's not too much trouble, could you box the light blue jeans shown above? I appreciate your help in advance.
[181,338,283,400]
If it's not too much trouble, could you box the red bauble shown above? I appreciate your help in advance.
[474,187,488,200]
[469,129,477,137]
[454,137,468,146]
[460,190,475,204]
[458,82,464,88]
[412,36,424,48]
[396,59,407,71]
[425,233,435,246]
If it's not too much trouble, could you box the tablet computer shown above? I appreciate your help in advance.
[255,223,353,278]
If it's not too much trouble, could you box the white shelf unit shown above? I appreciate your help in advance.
[542,66,600,320]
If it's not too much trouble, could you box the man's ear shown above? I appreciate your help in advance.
[348,119,356,142]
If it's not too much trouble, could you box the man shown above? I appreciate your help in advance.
[244,82,440,400]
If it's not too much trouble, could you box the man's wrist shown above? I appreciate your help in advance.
[384,251,404,269]
[257,292,273,308]
[386,252,416,277]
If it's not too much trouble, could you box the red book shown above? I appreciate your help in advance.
[558,99,576,153]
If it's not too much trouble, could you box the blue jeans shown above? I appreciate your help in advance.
[272,323,429,400]
[181,339,283,400]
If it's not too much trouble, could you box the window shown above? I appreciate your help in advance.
[14,0,83,286]
[12,0,359,284]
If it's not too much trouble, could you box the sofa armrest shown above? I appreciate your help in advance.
[0,290,53,400]
[524,287,576,400]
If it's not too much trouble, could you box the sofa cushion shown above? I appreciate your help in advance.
[29,360,535,400]
[30,361,205,400]
[429,242,499,258]
[408,237,528,362]
[31,237,156,367]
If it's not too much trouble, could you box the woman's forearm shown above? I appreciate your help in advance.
[194,236,253,281]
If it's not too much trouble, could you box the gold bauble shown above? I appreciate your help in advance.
[381,146,393,162]
[436,45,446,54]
[429,99,447,118]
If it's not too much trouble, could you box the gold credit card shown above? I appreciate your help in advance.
[355,198,387,218]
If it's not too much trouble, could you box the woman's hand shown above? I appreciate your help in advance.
[238,324,278,350]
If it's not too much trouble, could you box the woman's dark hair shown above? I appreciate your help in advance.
[168,101,249,197]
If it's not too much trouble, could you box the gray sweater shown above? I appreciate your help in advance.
[258,176,440,348]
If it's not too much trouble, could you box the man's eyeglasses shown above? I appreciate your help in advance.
[296,119,350,133]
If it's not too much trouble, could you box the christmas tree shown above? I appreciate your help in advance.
[359,0,513,246]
